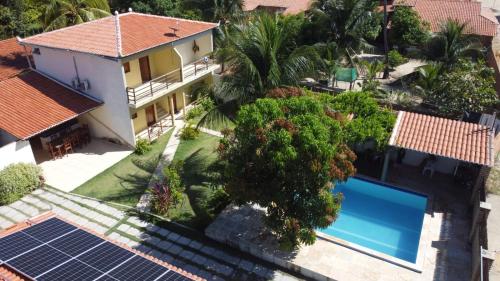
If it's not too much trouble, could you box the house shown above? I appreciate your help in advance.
[0,12,219,188]
[392,0,499,41]
[243,0,312,15]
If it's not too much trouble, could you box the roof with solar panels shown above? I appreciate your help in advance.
[0,212,201,281]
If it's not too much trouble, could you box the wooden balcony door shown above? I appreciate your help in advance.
[172,93,179,113]
[145,105,156,126]
[139,56,151,83]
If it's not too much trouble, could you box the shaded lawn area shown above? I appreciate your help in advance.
[72,130,173,206]
[169,133,221,230]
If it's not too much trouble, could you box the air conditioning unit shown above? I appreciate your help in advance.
[78,80,90,91]
[71,78,79,89]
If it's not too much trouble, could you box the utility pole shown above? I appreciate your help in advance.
[383,0,390,79]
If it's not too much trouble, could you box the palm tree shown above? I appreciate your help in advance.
[216,12,320,103]
[310,0,381,50]
[43,0,111,31]
[213,0,243,24]
[413,63,442,97]
[426,20,483,65]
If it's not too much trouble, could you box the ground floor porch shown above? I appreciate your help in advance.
[205,164,472,281]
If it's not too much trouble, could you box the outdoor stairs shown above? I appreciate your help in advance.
[0,188,303,281]
[156,103,169,120]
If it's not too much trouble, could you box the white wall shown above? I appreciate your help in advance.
[0,141,36,170]
[174,31,213,65]
[31,47,135,146]
[401,150,459,174]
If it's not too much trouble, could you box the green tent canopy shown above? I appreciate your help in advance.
[335,68,358,82]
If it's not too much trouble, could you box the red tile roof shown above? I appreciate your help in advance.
[20,12,218,58]
[389,111,493,166]
[243,0,312,14]
[0,71,101,140]
[0,38,30,81]
[0,265,29,281]
[394,0,499,36]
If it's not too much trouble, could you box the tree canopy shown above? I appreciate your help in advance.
[390,6,429,48]
[43,0,111,31]
[218,91,395,248]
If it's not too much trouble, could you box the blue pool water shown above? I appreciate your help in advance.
[318,177,427,263]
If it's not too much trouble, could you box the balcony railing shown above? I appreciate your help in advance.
[126,69,182,104]
[183,56,215,79]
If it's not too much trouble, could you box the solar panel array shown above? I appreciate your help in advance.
[0,217,192,281]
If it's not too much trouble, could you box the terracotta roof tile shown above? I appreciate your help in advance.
[243,0,312,14]
[389,111,493,166]
[395,0,499,36]
[20,12,218,58]
[0,38,31,81]
[0,265,30,281]
[0,71,101,140]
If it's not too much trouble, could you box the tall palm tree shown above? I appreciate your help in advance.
[426,19,483,65]
[311,0,381,50]
[414,63,442,97]
[216,12,320,103]
[213,0,243,24]
[43,0,111,31]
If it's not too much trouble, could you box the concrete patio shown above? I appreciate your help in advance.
[206,165,472,281]
[35,138,133,192]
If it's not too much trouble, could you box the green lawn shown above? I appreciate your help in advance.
[168,133,221,230]
[72,131,173,206]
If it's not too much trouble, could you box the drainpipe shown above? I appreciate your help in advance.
[381,148,392,182]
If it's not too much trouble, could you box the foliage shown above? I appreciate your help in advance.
[422,59,498,118]
[357,60,385,96]
[134,138,152,155]
[185,106,204,120]
[388,50,407,68]
[425,19,483,65]
[0,163,44,205]
[326,91,396,148]
[218,96,357,248]
[151,162,185,215]
[390,6,430,48]
[213,0,243,23]
[43,0,110,31]
[310,0,382,50]
[199,96,215,111]
[205,187,231,216]
[216,12,320,103]
[413,63,442,96]
[0,0,44,38]
[180,126,200,140]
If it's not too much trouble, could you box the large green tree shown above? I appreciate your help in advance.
[311,0,381,50]
[390,6,430,48]
[43,0,111,31]
[218,91,395,248]
[215,12,319,103]
[0,0,44,39]
[421,59,497,118]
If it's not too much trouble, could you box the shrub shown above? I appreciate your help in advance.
[180,126,200,140]
[199,96,215,111]
[0,163,44,205]
[186,106,204,121]
[151,163,185,215]
[388,50,408,68]
[135,139,152,155]
[206,188,231,216]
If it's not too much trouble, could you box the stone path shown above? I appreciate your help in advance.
[0,188,302,281]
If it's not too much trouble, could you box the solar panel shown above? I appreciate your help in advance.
[7,245,70,278]
[48,229,105,256]
[0,232,41,261]
[22,217,77,242]
[37,259,104,281]
[77,242,135,272]
[0,217,192,281]
[107,255,168,281]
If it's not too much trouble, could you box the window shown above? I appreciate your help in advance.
[123,62,130,73]
[33,48,41,55]
[131,113,138,119]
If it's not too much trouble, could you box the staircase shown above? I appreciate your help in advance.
[156,103,169,120]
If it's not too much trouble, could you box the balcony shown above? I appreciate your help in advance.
[126,57,217,106]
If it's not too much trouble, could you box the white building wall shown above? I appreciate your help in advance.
[174,31,214,65]
[0,141,36,170]
[31,47,135,146]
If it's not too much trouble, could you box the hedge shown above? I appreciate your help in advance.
[0,163,44,205]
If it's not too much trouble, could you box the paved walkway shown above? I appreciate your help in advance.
[0,188,302,281]
[487,194,500,280]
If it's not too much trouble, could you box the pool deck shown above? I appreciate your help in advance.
[205,165,472,281]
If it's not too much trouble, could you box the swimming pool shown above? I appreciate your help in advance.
[318,177,427,263]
